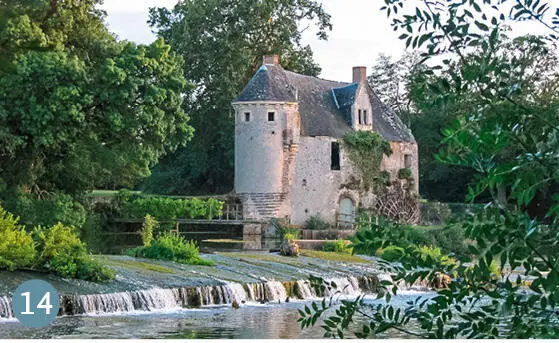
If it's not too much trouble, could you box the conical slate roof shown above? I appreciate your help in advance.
[233,64,415,142]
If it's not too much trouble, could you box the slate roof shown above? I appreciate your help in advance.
[233,64,415,142]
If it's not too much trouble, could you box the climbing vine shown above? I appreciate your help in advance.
[342,131,392,191]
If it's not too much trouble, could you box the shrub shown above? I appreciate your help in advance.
[284,232,299,241]
[123,196,224,220]
[413,245,456,266]
[398,168,413,180]
[140,214,157,246]
[125,232,213,266]
[322,240,353,254]
[377,245,405,261]
[272,219,301,239]
[13,192,86,228]
[304,214,329,230]
[33,223,115,282]
[0,205,36,271]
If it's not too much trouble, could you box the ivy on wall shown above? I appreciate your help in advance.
[342,131,392,191]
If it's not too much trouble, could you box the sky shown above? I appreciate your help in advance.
[100,0,545,82]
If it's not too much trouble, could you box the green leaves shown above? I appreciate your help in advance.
[0,2,193,198]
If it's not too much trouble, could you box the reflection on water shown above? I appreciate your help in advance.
[0,291,432,339]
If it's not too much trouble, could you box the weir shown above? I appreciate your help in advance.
[0,275,379,318]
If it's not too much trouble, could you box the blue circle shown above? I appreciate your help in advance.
[11,280,60,328]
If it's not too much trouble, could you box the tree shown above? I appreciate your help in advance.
[143,0,332,195]
[369,52,477,202]
[300,0,559,338]
[0,0,193,201]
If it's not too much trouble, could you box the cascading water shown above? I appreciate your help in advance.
[0,296,13,319]
[0,275,380,318]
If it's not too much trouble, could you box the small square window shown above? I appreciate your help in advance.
[268,112,275,121]
[244,112,250,122]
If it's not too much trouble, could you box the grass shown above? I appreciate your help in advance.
[99,257,177,274]
[217,252,305,267]
[300,250,371,263]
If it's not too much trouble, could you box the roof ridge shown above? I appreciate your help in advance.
[282,69,350,85]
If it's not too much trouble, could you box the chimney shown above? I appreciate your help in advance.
[263,54,279,66]
[352,66,366,83]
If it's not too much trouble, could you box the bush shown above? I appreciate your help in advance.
[140,214,157,246]
[13,192,86,228]
[0,205,36,271]
[123,196,224,220]
[33,223,115,281]
[272,219,301,239]
[322,240,353,254]
[377,245,406,261]
[413,245,456,266]
[304,214,329,230]
[284,232,299,241]
[125,232,213,266]
[398,168,413,180]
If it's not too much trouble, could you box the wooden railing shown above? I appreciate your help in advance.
[218,203,243,221]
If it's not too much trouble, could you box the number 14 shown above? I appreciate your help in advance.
[20,292,53,315]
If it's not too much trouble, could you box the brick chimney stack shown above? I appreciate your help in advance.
[263,54,279,66]
[352,66,367,83]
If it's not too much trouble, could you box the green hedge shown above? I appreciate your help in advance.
[123,196,224,220]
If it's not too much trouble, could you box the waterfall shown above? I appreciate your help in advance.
[0,296,13,319]
[0,275,380,318]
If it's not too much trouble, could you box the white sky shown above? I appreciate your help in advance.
[101,0,547,82]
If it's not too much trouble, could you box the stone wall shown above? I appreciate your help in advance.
[381,141,419,193]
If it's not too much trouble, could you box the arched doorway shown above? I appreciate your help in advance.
[339,197,355,228]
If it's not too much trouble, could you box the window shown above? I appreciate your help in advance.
[358,109,362,124]
[404,154,412,168]
[268,112,275,121]
[331,142,340,170]
[244,112,250,122]
[363,110,368,124]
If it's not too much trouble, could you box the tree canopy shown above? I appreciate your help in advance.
[0,0,193,199]
[301,0,559,338]
[143,0,332,195]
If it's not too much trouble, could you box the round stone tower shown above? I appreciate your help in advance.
[232,55,300,219]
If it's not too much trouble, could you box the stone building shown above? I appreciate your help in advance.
[232,55,418,226]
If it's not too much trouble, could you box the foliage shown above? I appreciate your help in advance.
[355,215,469,257]
[376,245,405,261]
[144,0,332,195]
[0,205,36,271]
[321,240,353,254]
[0,0,193,199]
[123,196,224,220]
[300,0,559,338]
[272,218,301,239]
[304,214,329,230]
[33,223,115,282]
[125,232,214,266]
[283,233,299,241]
[398,168,413,180]
[343,131,392,190]
[140,215,157,247]
[419,200,452,224]
[0,204,113,281]
[8,191,86,228]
